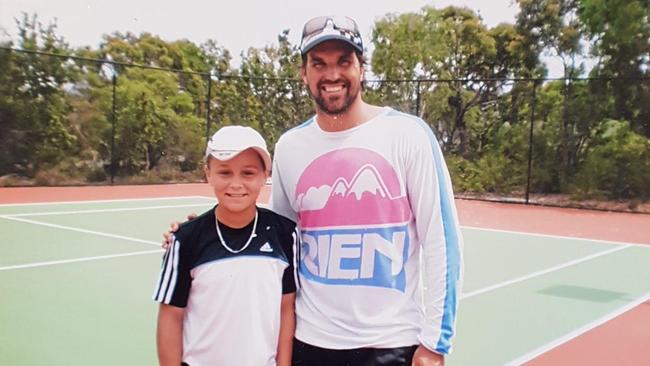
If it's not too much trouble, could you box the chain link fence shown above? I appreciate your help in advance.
[1,47,648,210]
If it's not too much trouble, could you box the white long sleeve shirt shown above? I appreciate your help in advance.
[271,107,463,355]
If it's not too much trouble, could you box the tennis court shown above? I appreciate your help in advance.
[1,185,648,365]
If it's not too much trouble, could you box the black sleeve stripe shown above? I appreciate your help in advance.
[152,239,173,300]
[153,237,180,303]
[163,240,181,303]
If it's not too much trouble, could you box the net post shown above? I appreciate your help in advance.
[110,72,117,184]
[205,75,213,142]
[525,80,539,204]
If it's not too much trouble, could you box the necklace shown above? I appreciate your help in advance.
[216,210,258,254]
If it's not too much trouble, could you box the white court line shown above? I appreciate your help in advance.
[0,249,163,271]
[0,215,160,246]
[2,196,645,246]
[2,205,642,300]
[0,201,262,272]
[503,292,650,366]
[463,225,650,247]
[461,245,630,300]
[0,195,213,207]
[3,204,645,247]
[5,210,633,298]
[5,203,211,217]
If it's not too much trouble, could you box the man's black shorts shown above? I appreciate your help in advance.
[292,338,418,366]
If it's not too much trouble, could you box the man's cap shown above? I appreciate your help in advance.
[300,16,363,55]
[205,125,271,171]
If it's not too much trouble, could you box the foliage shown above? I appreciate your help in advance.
[0,14,78,176]
[574,120,650,199]
[0,8,648,204]
[579,0,650,136]
[372,6,535,157]
[232,30,313,152]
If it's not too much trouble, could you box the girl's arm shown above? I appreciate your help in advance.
[157,304,185,366]
[276,293,296,366]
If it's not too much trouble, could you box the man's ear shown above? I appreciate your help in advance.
[300,66,307,85]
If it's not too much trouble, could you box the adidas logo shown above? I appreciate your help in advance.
[259,242,273,252]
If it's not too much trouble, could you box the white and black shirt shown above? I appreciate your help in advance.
[153,206,298,366]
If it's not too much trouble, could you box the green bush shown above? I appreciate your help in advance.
[446,151,524,194]
[573,120,650,200]
[476,151,523,194]
[446,155,485,192]
[86,167,108,183]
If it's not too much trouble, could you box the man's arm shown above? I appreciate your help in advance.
[276,293,296,366]
[406,120,463,356]
[157,304,184,366]
[162,214,197,250]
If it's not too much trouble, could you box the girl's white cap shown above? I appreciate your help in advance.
[205,126,271,171]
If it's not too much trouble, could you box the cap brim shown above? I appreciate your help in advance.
[301,34,363,55]
[249,146,272,172]
[207,147,272,172]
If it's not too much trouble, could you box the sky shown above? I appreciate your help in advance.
[2,0,573,76]
[1,0,519,53]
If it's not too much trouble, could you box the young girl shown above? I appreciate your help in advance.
[153,126,297,366]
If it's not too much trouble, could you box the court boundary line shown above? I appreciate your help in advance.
[2,201,645,302]
[4,196,644,246]
[463,225,649,247]
[2,213,636,303]
[503,292,650,366]
[0,249,163,271]
[0,195,213,207]
[3,198,644,246]
[0,215,161,246]
[461,245,630,300]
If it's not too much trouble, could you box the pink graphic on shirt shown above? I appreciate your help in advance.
[295,148,411,228]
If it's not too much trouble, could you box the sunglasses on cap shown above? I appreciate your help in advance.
[300,16,363,55]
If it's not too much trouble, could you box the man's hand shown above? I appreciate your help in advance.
[161,214,197,250]
[412,345,444,366]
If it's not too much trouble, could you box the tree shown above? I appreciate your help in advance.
[574,119,650,199]
[233,29,312,152]
[370,11,444,115]
[73,32,216,177]
[0,13,77,177]
[579,0,650,136]
[372,6,531,157]
[516,0,588,190]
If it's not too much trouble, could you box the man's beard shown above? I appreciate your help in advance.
[309,80,358,116]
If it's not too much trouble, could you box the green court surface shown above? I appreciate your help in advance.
[1,197,648,365]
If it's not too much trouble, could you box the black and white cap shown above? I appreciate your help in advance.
[300,16,363,55]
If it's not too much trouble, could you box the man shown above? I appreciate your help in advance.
[271,16,463,366]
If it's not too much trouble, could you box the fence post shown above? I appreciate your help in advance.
[110,73,117,184]
[206,75,212,141]
[415,80,422,117]
[525,81,538,204]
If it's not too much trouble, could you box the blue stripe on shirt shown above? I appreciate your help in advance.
[289,116,315,131]
[390,109,461,354]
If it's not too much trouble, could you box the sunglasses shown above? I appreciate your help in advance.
[301,16,360,40]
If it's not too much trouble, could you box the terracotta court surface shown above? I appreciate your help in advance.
[2,183,645,244]
[1,184,648,365]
